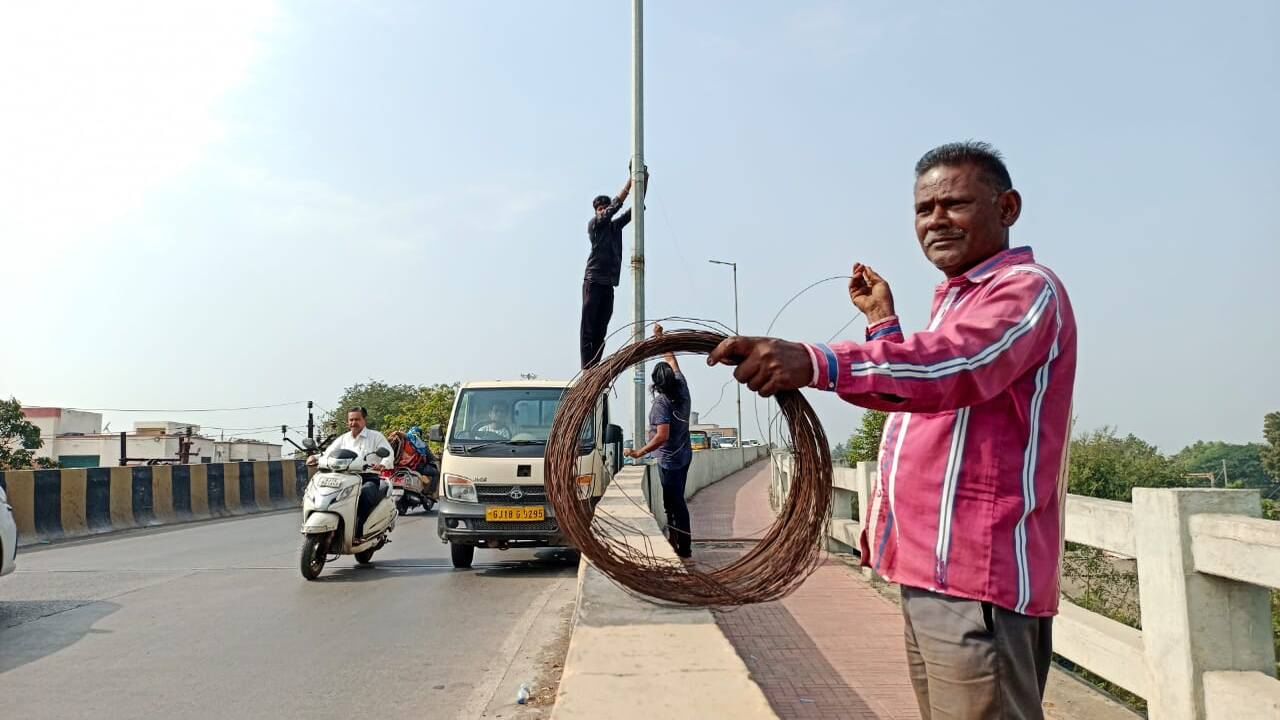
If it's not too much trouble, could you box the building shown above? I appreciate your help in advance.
[214,439,281,463]
[20,407,280,468]
[692,423,738,447]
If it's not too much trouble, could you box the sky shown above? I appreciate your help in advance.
[1,0,1277,453]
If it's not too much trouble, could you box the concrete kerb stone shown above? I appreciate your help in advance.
[552,466,779,720]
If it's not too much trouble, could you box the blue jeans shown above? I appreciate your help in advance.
[659,461,692,556]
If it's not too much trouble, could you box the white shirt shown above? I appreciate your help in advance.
[324,428,395,470]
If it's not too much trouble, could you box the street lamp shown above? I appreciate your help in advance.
[709,259,745,465]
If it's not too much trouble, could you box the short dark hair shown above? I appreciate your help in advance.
[592,194,611,210]
[347,407,367,418]
[915,141,1013,193]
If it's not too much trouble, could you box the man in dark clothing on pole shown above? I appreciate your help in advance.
[580,167,649,369]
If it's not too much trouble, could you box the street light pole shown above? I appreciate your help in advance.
[630,0,646,451]
[709,259,744,465]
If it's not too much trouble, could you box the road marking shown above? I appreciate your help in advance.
[457,577,568,718]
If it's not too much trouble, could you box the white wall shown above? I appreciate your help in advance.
[52,434,217,466]
[59,410,103,435]
[215,441,281,462]
[644,446,768,529]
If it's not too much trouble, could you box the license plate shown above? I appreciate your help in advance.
[485,506,545,522]
[318,477,343,488]
[391,488,404,498]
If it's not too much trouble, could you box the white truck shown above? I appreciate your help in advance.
[429,380,622,569]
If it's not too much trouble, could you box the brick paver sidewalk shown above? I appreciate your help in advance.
[689,461,921,720]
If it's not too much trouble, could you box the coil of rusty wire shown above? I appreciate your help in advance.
[545,328,832,606]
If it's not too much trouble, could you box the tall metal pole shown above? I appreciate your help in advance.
[630,0,646,449]
[710,259,743,465]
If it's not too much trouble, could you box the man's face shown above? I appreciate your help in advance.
[913,163,1020,277]
[594,203,608,218]
[347,412,366,435]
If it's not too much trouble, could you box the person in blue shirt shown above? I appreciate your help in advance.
[624,324,694,558]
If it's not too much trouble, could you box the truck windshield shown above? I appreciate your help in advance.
[448,387,593,448]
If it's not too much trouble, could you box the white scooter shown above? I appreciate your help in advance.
[299,444,397,580]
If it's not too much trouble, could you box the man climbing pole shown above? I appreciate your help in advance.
[580,165,649,369]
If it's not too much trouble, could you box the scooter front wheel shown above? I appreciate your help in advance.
[301,534,327,580]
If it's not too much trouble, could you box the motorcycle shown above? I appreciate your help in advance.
[298,443,397,580]
[384,428,440,515]
[384,467,435,515]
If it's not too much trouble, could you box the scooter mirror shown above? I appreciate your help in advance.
[302,438,318,451]
[374,447,390,458]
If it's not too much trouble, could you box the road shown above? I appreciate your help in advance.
[0,510,578,720]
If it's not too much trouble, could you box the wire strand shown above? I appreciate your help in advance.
[57,401,307,413]
[546,329,833,607]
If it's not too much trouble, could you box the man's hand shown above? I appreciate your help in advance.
[849,263,895,324]
[624,449,641,459]
[654,323,664,337]
[707,337,813,397]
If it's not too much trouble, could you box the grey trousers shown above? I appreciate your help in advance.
[900,586,1053,720]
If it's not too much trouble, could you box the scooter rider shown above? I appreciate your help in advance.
[322,407,394,538]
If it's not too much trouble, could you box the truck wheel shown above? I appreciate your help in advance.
[450,542,474,569]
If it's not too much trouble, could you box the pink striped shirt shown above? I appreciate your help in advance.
[805,246,1076,616]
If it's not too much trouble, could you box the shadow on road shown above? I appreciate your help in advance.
[308,549,579,583]
[0,600,121,674]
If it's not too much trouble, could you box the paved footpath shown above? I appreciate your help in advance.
[688,461,921,720]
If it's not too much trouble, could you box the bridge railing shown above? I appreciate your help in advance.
[770,451,1280,720]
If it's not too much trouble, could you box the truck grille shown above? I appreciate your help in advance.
[471,519,559,533]
[475,484,547,505]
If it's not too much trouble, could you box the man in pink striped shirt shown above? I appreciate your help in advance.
[710,142,1077,719]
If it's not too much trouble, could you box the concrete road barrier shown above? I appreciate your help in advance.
[0,460,313,546]
[642,445,768,530]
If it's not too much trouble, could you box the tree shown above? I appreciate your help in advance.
[1068,427,1183,502]
[325,381,422,435]
[843,410,888,466]
[1262,411,1280,482]
[326,381,458,444]
[383,383,458,436]
[0,397,45,470]
[1172,441,1271,488]
[832,441,850,467]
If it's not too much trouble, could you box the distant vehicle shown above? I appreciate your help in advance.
[689,430,711,452]
[741,439,762,448]
[715,436,737,449]
[1,484,18,578]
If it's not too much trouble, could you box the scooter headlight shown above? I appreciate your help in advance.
[445,474,476,503]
